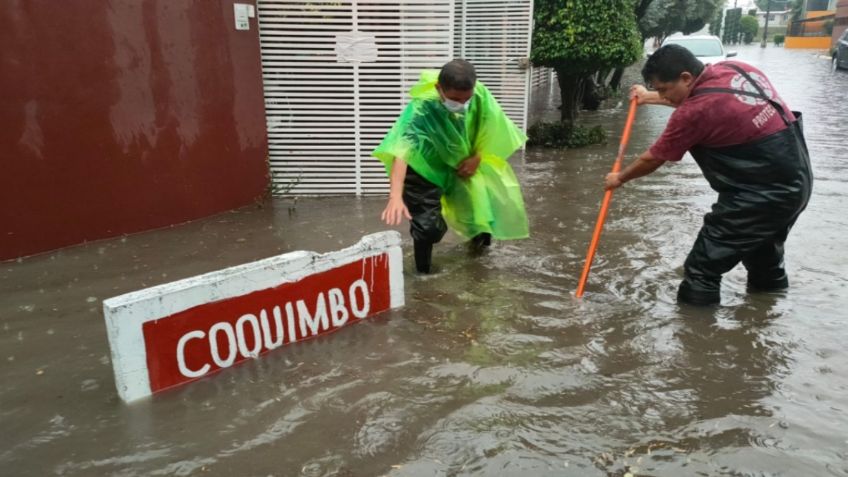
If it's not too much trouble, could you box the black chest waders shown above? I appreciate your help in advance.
[677,63,813,305]
[403,167,448,274]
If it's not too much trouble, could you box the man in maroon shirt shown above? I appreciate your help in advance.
[605,44,812,306]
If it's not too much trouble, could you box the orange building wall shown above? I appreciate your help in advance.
[785,36,834,47]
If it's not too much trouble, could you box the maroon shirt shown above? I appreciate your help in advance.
[649,61,795,162]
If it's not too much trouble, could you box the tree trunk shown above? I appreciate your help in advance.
[581,75,603,111]
[556,69,583,125]
[608,67,626,91]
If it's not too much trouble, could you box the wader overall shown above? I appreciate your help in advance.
[403,168,492,273]
[678,63,813,305]
[403,168,448,273]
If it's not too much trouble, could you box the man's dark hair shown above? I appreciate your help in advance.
[438,59,477,91]
[641,44,705,83]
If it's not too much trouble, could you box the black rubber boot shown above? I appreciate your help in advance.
[413,240,434,274]
[469,233,492,255]
[747,274,789,292]
[743,238,790,293]
[677,280,721,306]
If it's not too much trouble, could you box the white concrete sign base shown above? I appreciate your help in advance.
[103,231,404,403]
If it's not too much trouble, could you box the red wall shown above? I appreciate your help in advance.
[0,1,269,261]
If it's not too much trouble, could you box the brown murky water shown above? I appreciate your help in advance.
[2,46,847,476]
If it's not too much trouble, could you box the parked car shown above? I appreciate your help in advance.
[660,34,738,65]
[833,29,848,71]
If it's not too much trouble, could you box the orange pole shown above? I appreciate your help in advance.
[575,98,639,297]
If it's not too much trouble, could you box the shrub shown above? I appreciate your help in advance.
[740,15,759,44]
[527,122,607,148]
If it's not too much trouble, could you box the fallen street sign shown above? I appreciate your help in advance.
[103,231,404,403]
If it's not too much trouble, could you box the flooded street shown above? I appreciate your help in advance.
[2,45,847,476]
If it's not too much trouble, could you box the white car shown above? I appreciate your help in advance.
[660,34,737,65]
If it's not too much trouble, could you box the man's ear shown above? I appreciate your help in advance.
[680,72,695,87]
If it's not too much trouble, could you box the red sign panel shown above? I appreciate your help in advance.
[142,254,390,393]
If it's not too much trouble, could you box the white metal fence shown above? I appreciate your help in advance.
[258,0,534,195]
[453,0,534,132]
[530,65,554,89]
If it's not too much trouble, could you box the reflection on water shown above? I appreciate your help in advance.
[2,46,847,476]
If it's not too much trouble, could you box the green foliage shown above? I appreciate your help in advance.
[740,15,759,43]
[789,0,803,22]
[755,0,790,10]
[526,121,607,148]
[709,6,724,36]
[640,0,724,39]
[532,0,643,122]
[723,8,743,44]
[773,33,785,44]
[531,0,642,74]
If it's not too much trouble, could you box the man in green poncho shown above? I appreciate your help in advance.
[373,59,530,274]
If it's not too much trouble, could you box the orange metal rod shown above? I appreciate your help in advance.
[575,98,639,297]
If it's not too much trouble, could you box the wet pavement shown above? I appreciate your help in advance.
[2,45,847,476]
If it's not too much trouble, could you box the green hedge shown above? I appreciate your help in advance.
[527,122,606,148]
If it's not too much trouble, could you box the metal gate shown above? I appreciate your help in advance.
[453,0,534,132]
[258,0,534,196]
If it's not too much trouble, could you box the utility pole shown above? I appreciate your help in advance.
[761,0,772,47]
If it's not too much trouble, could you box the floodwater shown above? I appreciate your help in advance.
[2,45,847,476]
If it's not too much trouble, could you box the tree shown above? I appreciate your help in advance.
[789,0,803,22]
[600,0,654,90]
[531,0,642,123]
[606,0,724,92]
[723,7,743,44]
[755,0,790,10]
[606,0,657,91]
[740,15,759,43]
[640,0,725,42]
[709,6,724,36]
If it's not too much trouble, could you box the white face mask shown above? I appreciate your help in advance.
[441,97,470,114]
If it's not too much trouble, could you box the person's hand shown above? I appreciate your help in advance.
[605,172,624,190]
[629,84,650,105]
[381,197,411,225]
[457,154,481,178]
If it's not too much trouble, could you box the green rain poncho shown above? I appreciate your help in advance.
[372,71,529,240]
